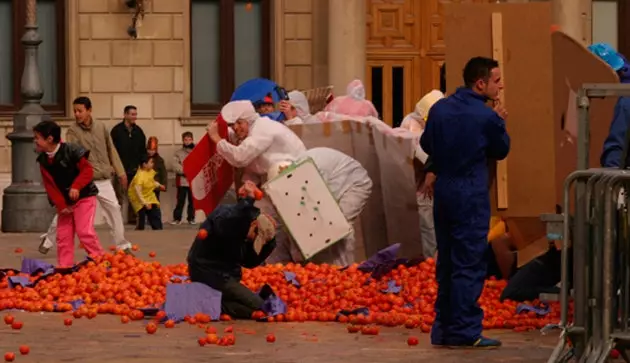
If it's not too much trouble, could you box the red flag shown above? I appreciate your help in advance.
[183,115,234,216]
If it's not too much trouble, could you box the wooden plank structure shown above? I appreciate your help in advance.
[443,2,617,262]
[491,12,509,210]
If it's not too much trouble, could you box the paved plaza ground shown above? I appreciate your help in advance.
[0,227,561,362]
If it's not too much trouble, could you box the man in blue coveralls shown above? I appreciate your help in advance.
[589,43,630,168]
[420,57,510,349]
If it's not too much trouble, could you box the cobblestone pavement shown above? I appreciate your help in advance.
[0,230,561,362]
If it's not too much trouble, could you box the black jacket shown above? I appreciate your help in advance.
[110,121,147,175]
[187,197,276,280]
[37,143,98,207]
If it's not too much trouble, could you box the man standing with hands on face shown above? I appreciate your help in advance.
[420,57,510,349]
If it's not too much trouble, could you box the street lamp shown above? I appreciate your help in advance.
[1,0,55,232]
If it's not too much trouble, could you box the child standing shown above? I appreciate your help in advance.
[172,131,196,225]
[33,120,104,268]
[128,155,165,230]
[146,136,167,201]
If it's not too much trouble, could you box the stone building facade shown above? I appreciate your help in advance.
[0,0,621,175]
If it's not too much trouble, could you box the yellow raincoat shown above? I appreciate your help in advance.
[128,169,160,213]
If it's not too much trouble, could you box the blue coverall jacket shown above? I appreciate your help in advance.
[420,87,510,345]
[601,57,630,168]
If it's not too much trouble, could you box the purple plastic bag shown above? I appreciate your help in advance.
[68,299,85,311]
[20,258,54,276]
[257,284,287,319]
[358,244,401,271]
[381,279,401,294]
[8,276,31,289]
[282,271,300,287]
[0,269,20,281]
[163,283,222,323]
[516,302,550,316]
[355,243,424,279]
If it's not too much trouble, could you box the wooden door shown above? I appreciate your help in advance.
[366,0,422,126]
[366,0,495,125]
[365,58,417,126]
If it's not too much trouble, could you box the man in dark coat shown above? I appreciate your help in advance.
[110,105,147,223]
[420,56,510,349]
[187,181,277,319]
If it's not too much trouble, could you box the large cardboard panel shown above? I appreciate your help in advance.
[444,3,555,218]
[288,121,389,259]
[372,128,423,257]
[552,32,619,208]
[349,122,389,257]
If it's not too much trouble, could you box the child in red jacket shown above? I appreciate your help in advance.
[33,120,104,268]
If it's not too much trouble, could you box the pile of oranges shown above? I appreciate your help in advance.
[0,251,568,332]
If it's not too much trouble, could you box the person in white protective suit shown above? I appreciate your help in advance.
[316,80,379,121]
[267,147,373,267]
[207,100,307,263]
[278,90,319,126]
[398,90,445,258]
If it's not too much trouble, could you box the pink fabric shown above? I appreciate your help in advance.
[56,196,103,267]
[323,80,379,118]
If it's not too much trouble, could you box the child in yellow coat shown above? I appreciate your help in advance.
[128,156,166,230]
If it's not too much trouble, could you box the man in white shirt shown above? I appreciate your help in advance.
[207,100,307,263]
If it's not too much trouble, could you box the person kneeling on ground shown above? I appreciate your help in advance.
[187,181,277,319]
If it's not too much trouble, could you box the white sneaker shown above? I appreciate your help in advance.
[188,220,197,225]
[170,220,182,225]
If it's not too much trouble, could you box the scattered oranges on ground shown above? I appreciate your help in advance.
[0,252,573,353]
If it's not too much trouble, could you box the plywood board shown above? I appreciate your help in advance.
[551,31,619,207]
[492,12,509,209]
[444,3,555,217]
[263,158,352,260]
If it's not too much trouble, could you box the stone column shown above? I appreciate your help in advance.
[552,0,592,46]
[2,0,55,232]
[328,0,366,96]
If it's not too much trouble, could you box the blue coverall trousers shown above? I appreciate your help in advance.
[430,187,490,346]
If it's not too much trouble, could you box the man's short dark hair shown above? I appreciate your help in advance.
[73,96,92,110]
[463,57,499,88]
[124,105,137,114]
[182,131,193,139]
[33,120,61,143]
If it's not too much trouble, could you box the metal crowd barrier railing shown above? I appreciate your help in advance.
[546,169,630,363]
[543,83,630,363]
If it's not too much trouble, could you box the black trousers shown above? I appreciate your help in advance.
[144,190,161,225]
[137,204,163,230]
[189,266,264,319]
[173,186,194,222]
[499,247,572,302]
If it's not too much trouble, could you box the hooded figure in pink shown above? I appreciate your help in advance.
[317,80,379,121]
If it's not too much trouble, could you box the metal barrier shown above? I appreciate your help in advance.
[545,84,630,363]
